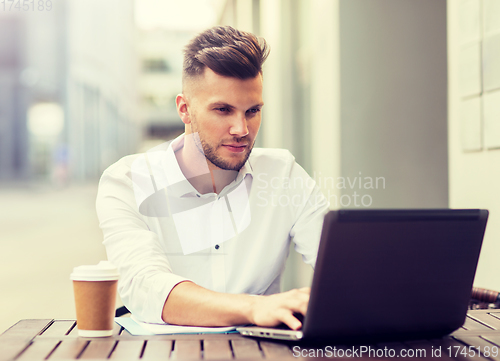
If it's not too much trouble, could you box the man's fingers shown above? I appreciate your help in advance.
[288,288,310,301]
[250,288,311,328]
[281,312,302,331]
[287,289,309,315]
[288,297,308,316]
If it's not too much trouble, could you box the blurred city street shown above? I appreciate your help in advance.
[0,182,112,334]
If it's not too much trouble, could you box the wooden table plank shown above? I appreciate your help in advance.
[0,319,54,361]
[79,339,116,359]
[0,319,52,339]
[432,337,486,361]
[15,339,60,361]
[259,340,293,358]
[39,321,76,337]
[469,313,500,330]
[141,340,173,360]
[48,339,89,360]
[490,312,500,320]
[112,322,123,336]
[0,340,35,361]
[463,316,495,331]
[452,336,500,361]
[171,340,201,360]
[67,324,79,337]
[231,339,263,359]
[203,339,233,359]
[109,340,145,359]
[479,334,500,347]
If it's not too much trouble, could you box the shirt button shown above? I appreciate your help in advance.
[196,194,200,197]
[215,245,219,250]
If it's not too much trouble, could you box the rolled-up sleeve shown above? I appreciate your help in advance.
[96,161,189,324]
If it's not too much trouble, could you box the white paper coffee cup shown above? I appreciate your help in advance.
[71,261,119,337]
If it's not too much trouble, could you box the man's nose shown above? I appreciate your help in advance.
[229,113,249,137]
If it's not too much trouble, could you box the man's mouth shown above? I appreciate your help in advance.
[221,143,248,153]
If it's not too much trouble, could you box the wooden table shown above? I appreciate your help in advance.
[2,310,500,360]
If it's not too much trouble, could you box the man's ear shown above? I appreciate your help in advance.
[176,94,190,125]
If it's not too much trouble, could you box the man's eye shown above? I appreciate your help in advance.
[247,108,261,115]
[216,108,229,113]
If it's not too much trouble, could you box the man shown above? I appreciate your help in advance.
[96,26,329,331]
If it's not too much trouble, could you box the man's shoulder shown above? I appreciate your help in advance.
[104,141,174,177]
[102,153,144,178]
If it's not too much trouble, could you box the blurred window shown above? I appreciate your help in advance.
[143,58,170,73]
[28,103,64,138]
[0,18,21,68]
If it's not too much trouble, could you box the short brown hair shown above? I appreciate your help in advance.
[183,26,269,82]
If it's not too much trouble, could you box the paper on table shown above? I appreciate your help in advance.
[115,316,237,336]
[115,317,154,335]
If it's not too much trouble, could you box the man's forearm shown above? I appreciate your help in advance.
[162,281,309,330]
[162,281,255,326]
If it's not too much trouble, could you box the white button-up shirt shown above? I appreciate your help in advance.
[96,134,329,324]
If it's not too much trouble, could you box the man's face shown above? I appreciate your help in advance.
[180,68,263,171]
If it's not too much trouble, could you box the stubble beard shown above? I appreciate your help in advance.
[191,124,253,172]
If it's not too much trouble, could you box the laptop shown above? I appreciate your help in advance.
[237,209,489,343]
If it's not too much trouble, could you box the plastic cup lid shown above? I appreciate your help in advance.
[70,261,120,281]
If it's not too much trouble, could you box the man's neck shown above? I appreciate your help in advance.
[175,145,238,195]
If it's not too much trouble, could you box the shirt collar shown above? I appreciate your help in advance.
[235,159,253,183]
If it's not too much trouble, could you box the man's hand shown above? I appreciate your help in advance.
[162,282,310,329]
[249,287,310,330]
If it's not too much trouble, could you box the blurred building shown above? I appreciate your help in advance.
[66,0,139,181]
[0,0,139,183]
[448,0,500,291]
[0,10,59,180]
[137,29,192,150]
